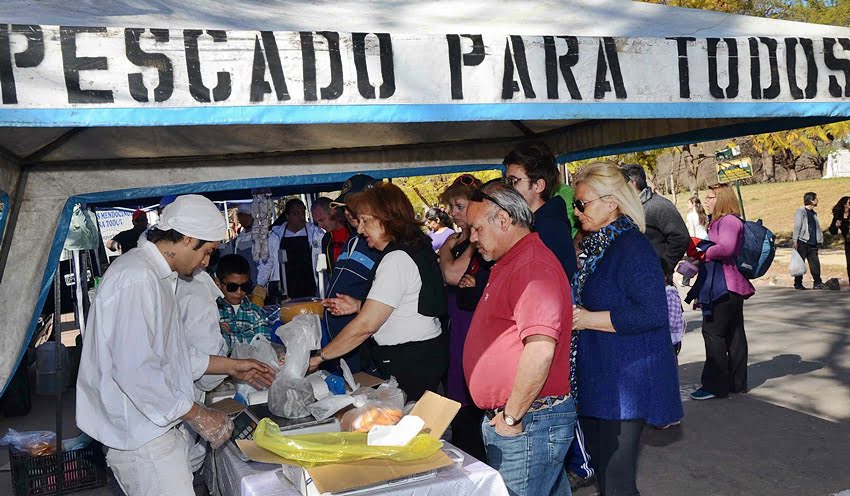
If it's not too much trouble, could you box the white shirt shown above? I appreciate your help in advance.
[76,238,195,451]
[257,222,324,287]
[367,251,442,346]
[686,211,708,239]
[176,270,228,397]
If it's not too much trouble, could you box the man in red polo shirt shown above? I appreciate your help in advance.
[463,180,575,496]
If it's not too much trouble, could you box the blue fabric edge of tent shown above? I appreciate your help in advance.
[0,162,503,396]
[0,190,8,245]
[558,116,850,162]
[2,102,850,127]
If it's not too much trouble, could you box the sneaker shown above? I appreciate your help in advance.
[568,471,596,490]
[655,420,682,430]
[813,283,828,290]
[690,389,717,400]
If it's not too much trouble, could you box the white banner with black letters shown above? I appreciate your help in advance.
[1,25,850,108]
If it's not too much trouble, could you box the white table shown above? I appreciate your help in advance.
[210,441,509,496]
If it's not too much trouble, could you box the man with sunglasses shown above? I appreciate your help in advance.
[464,181,576,496]
[503,142,578,281]
[216,254,271,354]
[503,143,591,490]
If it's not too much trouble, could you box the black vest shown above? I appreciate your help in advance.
[365,238,448,318]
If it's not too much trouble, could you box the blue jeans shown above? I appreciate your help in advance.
[481,397,577,496]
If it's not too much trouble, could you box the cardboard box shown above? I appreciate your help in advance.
[237,391,462,495]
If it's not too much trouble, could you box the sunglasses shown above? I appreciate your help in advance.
[502,176,526,187]
[224,281,255,293]
[573,196,610,213]
[470,188,509,213]
[452,174,479,187]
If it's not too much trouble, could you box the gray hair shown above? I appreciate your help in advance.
[478,180,535,229]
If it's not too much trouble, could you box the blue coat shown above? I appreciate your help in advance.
[576,230,683,426]
[534,195,578,281]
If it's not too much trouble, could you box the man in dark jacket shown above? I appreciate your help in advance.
[503,142,578,281]
[620,164,690,270]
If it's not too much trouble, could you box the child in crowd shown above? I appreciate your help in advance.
[664,262,685,357]
[216,254,271,354]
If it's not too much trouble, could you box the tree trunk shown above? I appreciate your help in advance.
[683,144,698,195]
[761,150,775,182]
[788,157,798,182]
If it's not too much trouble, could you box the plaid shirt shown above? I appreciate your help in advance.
[217,297,271,353]
[666,285,685,345]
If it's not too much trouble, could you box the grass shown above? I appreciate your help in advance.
[666,178,850,248]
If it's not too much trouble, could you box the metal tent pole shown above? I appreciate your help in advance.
[53,265,64,495]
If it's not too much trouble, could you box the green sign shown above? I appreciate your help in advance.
[717,158,753,183]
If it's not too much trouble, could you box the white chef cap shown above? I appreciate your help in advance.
[156,194,226,242]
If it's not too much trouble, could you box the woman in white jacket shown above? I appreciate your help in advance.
[258,199,324,301]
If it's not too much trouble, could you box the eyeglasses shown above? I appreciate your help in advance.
[224,281,255,293]
[470,188,509,214]
[502,176,527,188]
[452,174,479,187]
[573,196,610,213]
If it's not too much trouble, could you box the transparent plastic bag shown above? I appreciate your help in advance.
[231,334,279,371]
[232,334,280,398]
[0,429,57,455]
[253,418,442,467]
[64,204,100,251]
[789,250,807,277]
[268,375,314,419]
[276,314,321,379]
[340,405,404,432]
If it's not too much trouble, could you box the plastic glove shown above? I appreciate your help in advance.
[184,403,234,449]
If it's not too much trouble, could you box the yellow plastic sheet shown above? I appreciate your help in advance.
[252,418,443,468]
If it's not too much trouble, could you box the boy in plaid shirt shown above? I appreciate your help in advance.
[216,254,271,354]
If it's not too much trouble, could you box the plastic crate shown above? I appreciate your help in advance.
[9,444,107,496]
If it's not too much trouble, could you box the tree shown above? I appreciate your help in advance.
[394,170,503,215]
[750,122,850,181]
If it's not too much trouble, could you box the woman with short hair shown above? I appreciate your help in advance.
[310,183,448,401]
[689,183,755,401]
[570,161,682,496]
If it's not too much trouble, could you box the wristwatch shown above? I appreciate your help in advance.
[503,412,522,426]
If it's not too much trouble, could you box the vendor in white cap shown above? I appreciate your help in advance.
[219,202,260,283]
[76,194,276,496]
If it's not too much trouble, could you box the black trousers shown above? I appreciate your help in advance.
[370,335,448,402]
[581,417,644,496]
[701,293,748,397]
[794,243,822,286]
[450,404,486,462]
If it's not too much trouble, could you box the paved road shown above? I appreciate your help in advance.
[575,286,850,496]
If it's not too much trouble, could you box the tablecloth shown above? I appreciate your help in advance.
[210,441,509,496]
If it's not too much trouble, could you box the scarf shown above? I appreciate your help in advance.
[569,215,639,398]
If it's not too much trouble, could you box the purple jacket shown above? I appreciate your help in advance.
[705,215,755,298]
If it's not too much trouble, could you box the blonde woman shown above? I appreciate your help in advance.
[570,161,682,496]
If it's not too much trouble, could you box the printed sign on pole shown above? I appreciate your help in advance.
[717,158,753,183]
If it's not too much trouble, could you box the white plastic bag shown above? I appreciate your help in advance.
[268,314,322,419]
[276,314,322,379]
[269,376,314,419]
[789,250,807,277]
[231,334,280,398]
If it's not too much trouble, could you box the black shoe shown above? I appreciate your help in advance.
[568,471,596,490]
[794,285,809,290]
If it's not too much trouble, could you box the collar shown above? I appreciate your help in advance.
[138,238,176,280]
[639,187,654,204]
[495,232,539,268]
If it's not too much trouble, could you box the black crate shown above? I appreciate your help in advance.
[9,444,107,496]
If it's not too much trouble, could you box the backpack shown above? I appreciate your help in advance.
[735,218,775,279]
